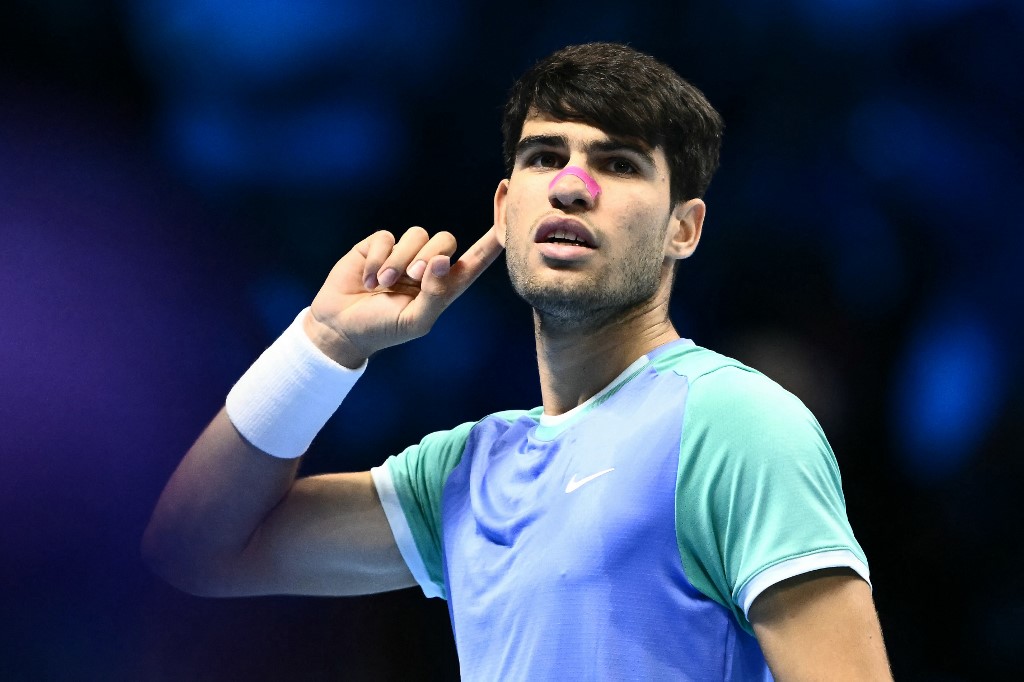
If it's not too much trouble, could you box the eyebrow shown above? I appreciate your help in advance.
[515,134,657,168]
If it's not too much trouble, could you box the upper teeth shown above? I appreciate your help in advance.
[552,229,581,243]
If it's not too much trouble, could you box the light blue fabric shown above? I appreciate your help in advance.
[381,339,865,680]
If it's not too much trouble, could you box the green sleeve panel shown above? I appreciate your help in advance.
[384,422,476,598]
[673,359,867,634]
[383,410,532,598]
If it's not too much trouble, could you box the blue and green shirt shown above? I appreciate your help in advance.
[370,339,869,680]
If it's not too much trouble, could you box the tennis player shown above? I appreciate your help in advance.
[145,43,892,680]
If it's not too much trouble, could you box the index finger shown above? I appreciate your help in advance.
[446,226,504,294]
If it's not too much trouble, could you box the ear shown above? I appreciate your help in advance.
[664,198,705,260]
[493,179,510,247]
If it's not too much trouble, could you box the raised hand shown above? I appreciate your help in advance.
[303,226,504,368]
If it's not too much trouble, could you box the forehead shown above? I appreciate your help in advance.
[518,114,667,167]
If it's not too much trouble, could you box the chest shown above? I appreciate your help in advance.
[440,377,690,594]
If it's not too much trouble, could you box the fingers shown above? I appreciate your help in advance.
[351,225,502,334]
[360,230,397,289]
[362,227,459,289]
[403,231,458,282]
[375,226,428,288]
[403,226,504,325]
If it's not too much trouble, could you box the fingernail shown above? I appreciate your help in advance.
[364,274,377,289]
[377,268,399,288]
[406,260,427,280]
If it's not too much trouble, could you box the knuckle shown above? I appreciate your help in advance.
[401,316,433,339]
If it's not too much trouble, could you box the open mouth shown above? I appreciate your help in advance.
[535,220,596,249]
[545,228,593,247]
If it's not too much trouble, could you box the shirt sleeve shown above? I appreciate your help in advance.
[674,365,869,634]
[370,421,476,599]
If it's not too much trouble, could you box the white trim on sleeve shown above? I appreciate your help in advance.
[738,549,871,618]
[370,464,443,599]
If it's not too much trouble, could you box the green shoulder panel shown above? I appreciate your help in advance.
[669,347,866,634]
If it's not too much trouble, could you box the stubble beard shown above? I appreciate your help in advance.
[505,230,666,333]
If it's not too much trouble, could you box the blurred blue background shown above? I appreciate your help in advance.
[1,1,1021,679]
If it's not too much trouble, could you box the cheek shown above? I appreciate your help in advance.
[503,196,524,240]
[622,204,671,253]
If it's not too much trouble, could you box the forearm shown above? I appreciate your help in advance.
[142,408,300,595]
[142,310,369,595]
[142,227,502,596]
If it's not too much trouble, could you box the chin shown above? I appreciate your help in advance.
[514,278,654,330]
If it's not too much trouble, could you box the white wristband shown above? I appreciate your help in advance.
[225,308,366,458]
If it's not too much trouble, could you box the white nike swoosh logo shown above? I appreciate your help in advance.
[565,467,615,493]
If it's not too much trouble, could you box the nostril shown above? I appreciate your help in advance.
[549,195,589,210]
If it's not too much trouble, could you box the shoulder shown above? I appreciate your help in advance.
[665,346,834,485]
[668,348,863,631]
[655,339,806,425]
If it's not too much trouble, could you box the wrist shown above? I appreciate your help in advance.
[225,308,367,459]
[302,309,368,370]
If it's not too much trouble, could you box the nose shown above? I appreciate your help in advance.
[548,165,600,210]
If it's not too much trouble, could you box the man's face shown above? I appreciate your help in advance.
[494,113,700,328]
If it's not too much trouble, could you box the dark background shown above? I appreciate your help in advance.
[2,1,1021,679]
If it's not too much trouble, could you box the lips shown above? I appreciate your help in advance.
[534,218,597,248]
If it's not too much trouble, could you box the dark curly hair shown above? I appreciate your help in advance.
[502,43,724,204]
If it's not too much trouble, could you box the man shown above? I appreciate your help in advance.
[144,43,892,679]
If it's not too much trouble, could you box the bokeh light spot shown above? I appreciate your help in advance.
[891,302,1005,482]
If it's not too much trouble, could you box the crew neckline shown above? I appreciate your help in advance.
[535,337,695,430]
[537,353,650,428]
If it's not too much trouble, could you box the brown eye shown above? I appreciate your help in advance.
[528,152,561,168]
[609,159,637,175]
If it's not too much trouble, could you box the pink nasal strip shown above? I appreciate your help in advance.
[549,166,602,199]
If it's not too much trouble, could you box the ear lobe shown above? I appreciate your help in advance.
[493,179,510,248]
[665,198,705,260]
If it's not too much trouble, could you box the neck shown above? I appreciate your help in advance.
[533,295,680,416]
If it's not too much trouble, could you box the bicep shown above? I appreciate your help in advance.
[749,568,892,681]
[226,471,416,597]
